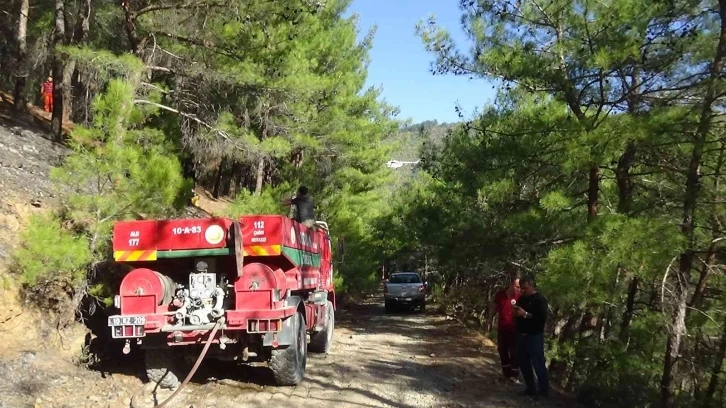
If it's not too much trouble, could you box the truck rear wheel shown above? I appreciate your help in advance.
[270,310,307,385]
[145,349,184,390]
[309,301,334,353]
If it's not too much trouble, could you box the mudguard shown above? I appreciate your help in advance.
[263,295,303,347]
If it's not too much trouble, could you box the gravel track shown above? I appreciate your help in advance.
[0,292,570,408]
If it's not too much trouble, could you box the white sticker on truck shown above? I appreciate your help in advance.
[204,225,225,244]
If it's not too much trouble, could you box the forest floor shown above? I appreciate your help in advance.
[0,97,577,408]
[0,292,575,408]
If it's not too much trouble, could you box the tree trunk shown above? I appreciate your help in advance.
[51,0,66,141]
[689,140,725,309]
[212,157,226,199]
[566,312,597,391]
[255,105,269,196]
[69,0,92,123]
[587,164,599,222]
[548,312,583,383]
[661,270,690,408]
[661,1,726,405]
[232,162,244,196]
[228,161,242,196]
[703,314,726,407]
[121,0,142,54]
[689,249,717,309]
[617,67,640,216]
[62,60,76,121]
[221,163,235,197]
[182,153,197,185]
[620,276,639,342]
[75,0,92,43]
[615,141,636,214]
[602,266,621,341]
[13,0,30,111]
[255,156,265,195]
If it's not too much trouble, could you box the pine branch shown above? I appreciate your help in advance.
[136,1,226,18]
[133,99,244,151]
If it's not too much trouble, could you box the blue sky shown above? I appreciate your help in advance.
[346,0,496,124]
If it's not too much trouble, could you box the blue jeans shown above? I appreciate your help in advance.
[517,332,549,394]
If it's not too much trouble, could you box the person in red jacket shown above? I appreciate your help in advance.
[486,272,521,382]
[40,76,53,113]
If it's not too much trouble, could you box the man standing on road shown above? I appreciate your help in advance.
[512,275,550,398]
[282,185,315,228]
[486,273,521,383]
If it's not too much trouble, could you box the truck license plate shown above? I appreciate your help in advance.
[108,316,146,326]
[404,297,412,301]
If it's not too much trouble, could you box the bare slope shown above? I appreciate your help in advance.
[0,107,81,356]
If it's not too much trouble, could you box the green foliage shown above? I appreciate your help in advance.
[62,46,145,83]
[226,187,285,216]
[539,191,569,213]
[51,78,189,255]
[384,1,726,406]
[11,51,191,316]
[87,283,114,307]
[5,2,724,405]
[12,215,92,286]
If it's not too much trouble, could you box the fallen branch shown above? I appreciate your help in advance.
[146,65,173,73]
[0,311,23,324]
[661,255,681,319]
[136,1,226,18]
[133,99,244,151]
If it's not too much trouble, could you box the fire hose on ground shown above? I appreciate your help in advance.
[130,317,224,408]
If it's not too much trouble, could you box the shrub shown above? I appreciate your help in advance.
[12,214,91,287]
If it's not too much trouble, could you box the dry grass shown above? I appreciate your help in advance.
[192,186,233,216]
[0,91,75,136]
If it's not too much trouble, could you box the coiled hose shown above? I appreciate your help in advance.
[130,318,224,408]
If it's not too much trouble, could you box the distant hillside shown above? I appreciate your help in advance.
[391,120,455,160]
[385,120,457,190]
[401,119,455,134]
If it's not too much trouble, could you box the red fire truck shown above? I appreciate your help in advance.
[107,215,336,388]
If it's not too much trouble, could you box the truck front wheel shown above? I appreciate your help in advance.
[144,349,184,390]
[270,310,307,385]
[309,301,334,353]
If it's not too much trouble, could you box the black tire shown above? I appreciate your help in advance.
[309,301,334,353]
[420,301,426,313]
[145,349,184,390]
[270,310,307,386]
[385,301,392,314]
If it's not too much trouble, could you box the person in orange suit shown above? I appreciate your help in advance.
[40,76,53,112]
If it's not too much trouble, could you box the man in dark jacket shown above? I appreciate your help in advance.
[283,185,315,228]
[512,274,550,398]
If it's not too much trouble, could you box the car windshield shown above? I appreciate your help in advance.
[389,274,421,284]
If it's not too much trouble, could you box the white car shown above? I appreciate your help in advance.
[383,272,427,313]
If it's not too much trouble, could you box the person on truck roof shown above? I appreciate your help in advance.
[283,185,315,228]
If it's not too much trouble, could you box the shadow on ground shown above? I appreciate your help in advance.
[80,289,575,408]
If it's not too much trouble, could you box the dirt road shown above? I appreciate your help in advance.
[0,293,566,408]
